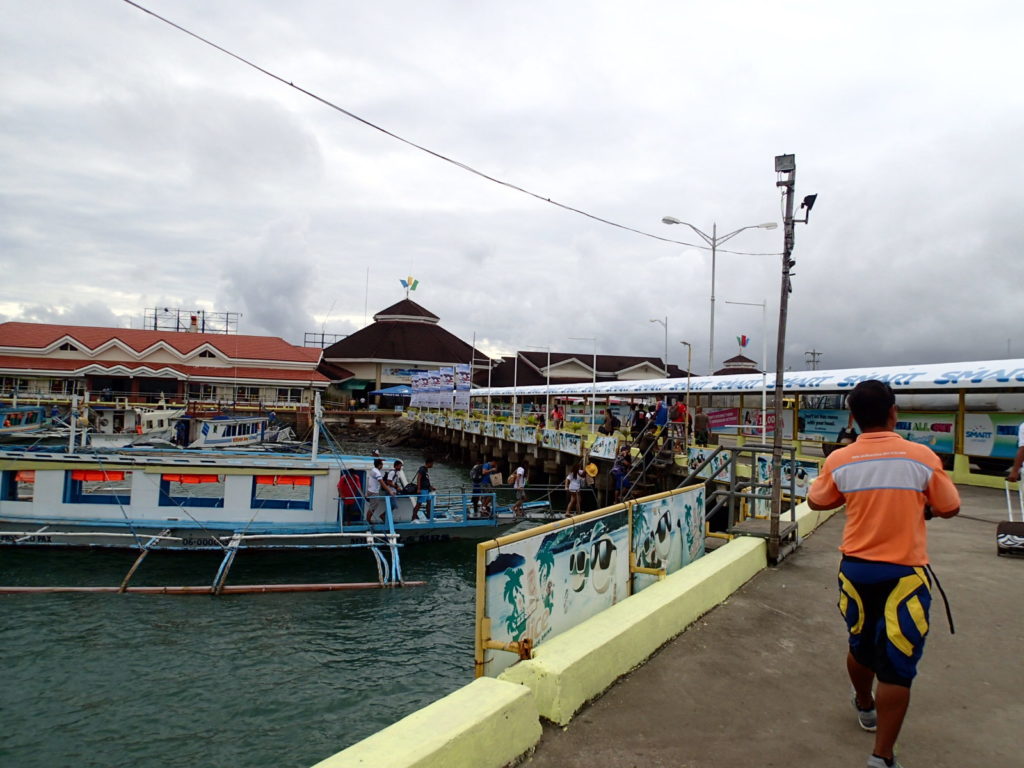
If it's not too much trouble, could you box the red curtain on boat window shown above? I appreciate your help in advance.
[255,475,312,486]
[162,474,219,484]
[15,470,35,483]
[71,470,125,482]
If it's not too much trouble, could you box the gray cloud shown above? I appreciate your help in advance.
[2,1,1023,375]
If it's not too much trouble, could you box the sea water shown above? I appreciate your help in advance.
[0,447,486,768]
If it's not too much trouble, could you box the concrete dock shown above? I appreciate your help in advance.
[522,485,1022,768]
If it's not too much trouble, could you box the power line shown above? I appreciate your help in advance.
[121,0,780,258]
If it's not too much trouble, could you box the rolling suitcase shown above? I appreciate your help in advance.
[997,481,1024,557]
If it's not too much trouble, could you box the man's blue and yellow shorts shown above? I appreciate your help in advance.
[838,557,932,687]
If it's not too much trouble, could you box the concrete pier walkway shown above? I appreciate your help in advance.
[523,486,1022,768]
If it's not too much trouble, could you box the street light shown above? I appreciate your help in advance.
[512,352,519,425]
[679,340,692,447]
[525,344,551,422]
[724,299,768,442]
[568,336,597,434]
[649,317,669,376]
[661,216,777,373]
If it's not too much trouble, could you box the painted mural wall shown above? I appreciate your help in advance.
[479,486,705,677]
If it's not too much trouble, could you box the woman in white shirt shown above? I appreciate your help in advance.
[564,465,584,517]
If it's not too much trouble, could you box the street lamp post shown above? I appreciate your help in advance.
[512,352,520,425]
[725,299,768,442]
[768,152,817,562]
[526,344,551,422]
[569,336,597,434]
[679,340,692,447]
[649,317,669,376]
[661,216,777,373]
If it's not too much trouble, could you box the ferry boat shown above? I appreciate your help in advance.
[88,405,186,448]
[0,448,521,552]
[0,405,73,444]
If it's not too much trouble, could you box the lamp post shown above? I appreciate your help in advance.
[568,336,597,434]
[525,344,551,422]
[768,152,817,562]
[661,216,777,373]
[512,352,519,425]
[649,317,669,376]
[725,299,768,442]
[679,340,692,447]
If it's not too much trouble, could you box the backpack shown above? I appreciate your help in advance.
[470,463,483,482]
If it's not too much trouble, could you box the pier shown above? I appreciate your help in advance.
[315,484,1021,767]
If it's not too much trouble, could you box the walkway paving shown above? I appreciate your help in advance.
[523,485,1022,768]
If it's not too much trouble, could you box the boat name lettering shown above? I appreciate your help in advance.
[1,534,52,543]
[180,537,221,547]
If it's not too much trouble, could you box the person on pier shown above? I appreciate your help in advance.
[807,380,960,768]
[564,464,584,516]
[411,457,437,522]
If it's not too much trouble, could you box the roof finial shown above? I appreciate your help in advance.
[399,276,419,299]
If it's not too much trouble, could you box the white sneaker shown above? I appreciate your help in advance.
[851,691,877,732]
[866,755,902,768]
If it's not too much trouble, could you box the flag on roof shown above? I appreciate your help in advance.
[400,276,419,291]
[737,335,749,348]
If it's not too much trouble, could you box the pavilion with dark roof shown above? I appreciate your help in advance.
[713,353,762,376]
[320,299,489,402]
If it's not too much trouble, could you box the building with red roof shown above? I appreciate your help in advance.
[0,321,331,409]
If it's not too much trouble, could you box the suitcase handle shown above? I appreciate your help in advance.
[1005,480,1024,523]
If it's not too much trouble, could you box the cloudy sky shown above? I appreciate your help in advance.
[2,1,1021,374]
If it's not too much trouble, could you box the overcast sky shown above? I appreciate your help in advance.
[2,1,1022,374]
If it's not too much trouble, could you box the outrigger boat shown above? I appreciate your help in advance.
[0,398,531,593]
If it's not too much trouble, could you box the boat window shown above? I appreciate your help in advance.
[251,475,313,510]
[159,473,225,508]
[1,470,36,501]
[63,469,132,505]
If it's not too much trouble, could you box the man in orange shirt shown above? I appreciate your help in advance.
[808,380,960,768]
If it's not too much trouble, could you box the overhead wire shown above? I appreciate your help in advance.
[121,0,781,258]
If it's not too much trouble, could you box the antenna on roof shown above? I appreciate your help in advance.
[143,308,239,334]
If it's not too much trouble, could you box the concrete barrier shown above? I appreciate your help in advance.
[497,536,768,725]
[311,677,541,768]
[793,500,842,538]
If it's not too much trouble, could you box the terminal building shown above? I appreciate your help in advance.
[319,299,489,404]
[0,320,329,409]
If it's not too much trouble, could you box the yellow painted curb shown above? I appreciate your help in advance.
[311,677,541,768]
[498,536,767,725]
[793,500,842,537]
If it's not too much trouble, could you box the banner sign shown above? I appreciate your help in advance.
[798,409,851,441]
[541,429,560,449]
[560,431,583,456]
[893,412,956,455]
[589,435,618,460]
[687,447,731,480]
[707,408,739,432]
[455,364,471,411]
[963,413,1024,458]
[480,486,704,677]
